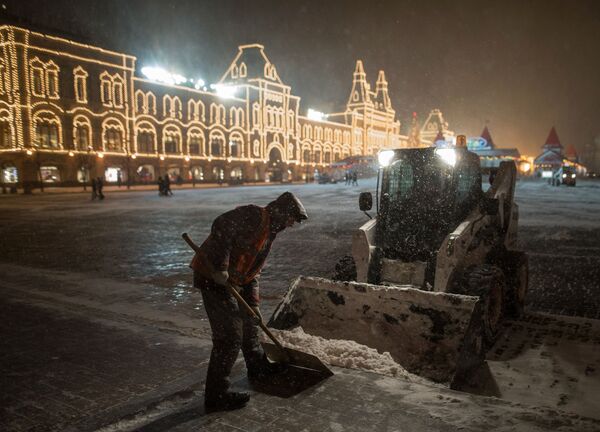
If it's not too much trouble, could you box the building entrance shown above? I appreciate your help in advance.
[267,147,283,182]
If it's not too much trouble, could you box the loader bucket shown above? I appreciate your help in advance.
[268,276,485,388]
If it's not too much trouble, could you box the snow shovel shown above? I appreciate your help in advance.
[181,233,333,378]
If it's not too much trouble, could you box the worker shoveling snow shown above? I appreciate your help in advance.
[262,326,425,382]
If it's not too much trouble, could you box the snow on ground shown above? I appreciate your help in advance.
[263,326,423,382]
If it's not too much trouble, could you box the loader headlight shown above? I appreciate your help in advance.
[562,174,567,178]
[378,150,395,167]
[435,148,456,167]
[571,174,576,178]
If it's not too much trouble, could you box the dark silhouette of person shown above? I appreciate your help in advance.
[97,177,104,200]
[117,171,122,188]
[352,171,358,186]
[91,177,97,200]
[164,174,173,196]
[190,192,308,412]
[157,176,165,196]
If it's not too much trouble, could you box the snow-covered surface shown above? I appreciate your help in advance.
[515,179,600,228]
[263,326,423,382]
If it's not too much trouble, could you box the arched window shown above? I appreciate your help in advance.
[135,90,146,113]
[253,139,260,157]
[323,148,332,164]
[73,116,92,151]
[302,148,311,163]
[209,131,225,157]
[100,73,112,105]
[314,149,321,164]
[0,117,12,149]
[30,58,45,97]
[229,133,243,158]
[303,125,312,139]
[163,126,181,154]
[325,129,333,142]
[102,118,124,151]
[219,105,226,126]
[230,107,244,128]
[146,92,156,114]
[46,61,59,99]
[231,65,238,79]
[33,111,61,149]
[315,127,323,140]
[136,122,156,153]
[239,62,247,77]
[113,76,124,107]
[252,103,260,127]
[73,67,88,103]
[173,97,182,119]
[187,128,203,155]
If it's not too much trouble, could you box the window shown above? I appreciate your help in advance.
[138,131,154,153]
[314,150,321,164]
[33,68,44,96]
[324,150,331,164]
[75,78,85,102]
[101,79,112,105]
[303,149,311,163]
[105,129,122,151]
[211,136,224,157]
[36,123,59,148]
[75,125,89,150]
[147,93,156,114]
[0,121,11,148]
[191,166,203,180]
[113,81,124,107]
[229,138,241,157]
[253,140,260,156]
[47,70,59,98]
[135,91,145,113]
[164,133,179,154]
[188,135,202,155]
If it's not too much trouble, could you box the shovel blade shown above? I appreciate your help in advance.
[261,342,333,377]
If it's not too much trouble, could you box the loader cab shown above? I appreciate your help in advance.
[375,147,482,279]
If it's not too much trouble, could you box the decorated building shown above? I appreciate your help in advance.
[533,126,586,177]
[0,24,409,189]
[467,126,524,172]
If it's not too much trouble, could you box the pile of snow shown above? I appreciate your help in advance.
[264,326,418,381]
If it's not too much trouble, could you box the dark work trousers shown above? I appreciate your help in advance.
[194,273,263,397]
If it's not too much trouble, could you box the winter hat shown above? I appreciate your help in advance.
[268,192,308,222]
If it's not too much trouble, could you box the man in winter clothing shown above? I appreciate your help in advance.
[191,192,308,412]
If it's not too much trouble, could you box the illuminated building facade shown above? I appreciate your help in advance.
[0,25,407,188]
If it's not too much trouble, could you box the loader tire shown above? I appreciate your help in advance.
[504,251,528,318]
[332,255,357,282]
[465,265,506,346]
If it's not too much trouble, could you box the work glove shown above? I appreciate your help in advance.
[211,270,229,286]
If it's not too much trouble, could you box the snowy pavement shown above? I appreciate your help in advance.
[1,178,600,430]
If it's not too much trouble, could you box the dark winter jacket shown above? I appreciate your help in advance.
[190,205,275,298]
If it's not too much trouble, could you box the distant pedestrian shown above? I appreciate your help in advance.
[97,177,105,200]
[176,174,183,186]
[352,172,358,186]
[91,178,98,200]
[158,176,165,196]
[345,170,351,186]
[164,174,173,196]
[117,171,122,188]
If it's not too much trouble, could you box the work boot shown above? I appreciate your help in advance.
[204,391,250,413]
[247,356,288,380]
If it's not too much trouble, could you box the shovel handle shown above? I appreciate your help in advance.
[181,232,289,360]
[222,283,288,355]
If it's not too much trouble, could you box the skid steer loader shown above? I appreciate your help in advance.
[268,142,528,387]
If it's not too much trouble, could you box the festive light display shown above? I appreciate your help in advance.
[0,23,437,186]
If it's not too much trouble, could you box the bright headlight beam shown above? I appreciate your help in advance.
[435,148,457,166]
[378,150,395,167]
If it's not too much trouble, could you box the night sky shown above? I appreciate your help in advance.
[3,0,599,157]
